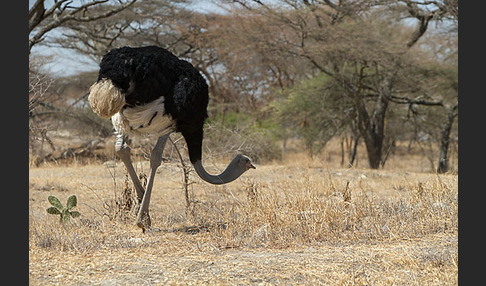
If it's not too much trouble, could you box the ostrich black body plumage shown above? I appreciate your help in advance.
[97,46,208,163]
[88,46,255,231]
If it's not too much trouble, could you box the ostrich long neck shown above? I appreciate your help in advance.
[192,157,244,185]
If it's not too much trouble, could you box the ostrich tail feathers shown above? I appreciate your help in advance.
[88,79,125,118]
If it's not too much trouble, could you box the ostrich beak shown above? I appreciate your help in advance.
[246,162,256,169]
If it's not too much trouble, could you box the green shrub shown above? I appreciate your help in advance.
[204,111,282,163]
[46,195,81,225]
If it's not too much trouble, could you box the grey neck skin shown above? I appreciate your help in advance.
[192,157,246,185]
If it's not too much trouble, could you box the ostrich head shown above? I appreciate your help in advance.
[234,154,256,171]
[193,154,255,185]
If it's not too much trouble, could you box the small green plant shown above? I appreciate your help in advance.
[46,195,81,224]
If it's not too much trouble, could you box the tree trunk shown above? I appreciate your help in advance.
[437,104,458,173]
[348,135,359,167]
[340,138,345,167]
[356,85,390,169]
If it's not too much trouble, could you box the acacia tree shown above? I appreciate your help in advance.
[388,0,458,172]
[231,0,403,168]
[397,57,458,173]
[231,0,458,170]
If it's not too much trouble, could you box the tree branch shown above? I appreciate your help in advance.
[29,0,137,53]
[389,95,443,106]
[402,0,457,48]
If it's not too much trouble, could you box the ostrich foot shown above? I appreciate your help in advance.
[135,135,169,232]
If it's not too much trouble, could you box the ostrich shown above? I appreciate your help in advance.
[88,46,255,231]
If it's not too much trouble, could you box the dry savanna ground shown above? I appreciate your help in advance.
[29,141,458,285]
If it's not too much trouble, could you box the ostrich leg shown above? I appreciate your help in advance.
[136,134,169,231]
[115,135,145,202]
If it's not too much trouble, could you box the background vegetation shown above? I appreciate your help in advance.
[29,0,458,173]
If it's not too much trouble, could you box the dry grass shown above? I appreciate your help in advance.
[29,147,457,285]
